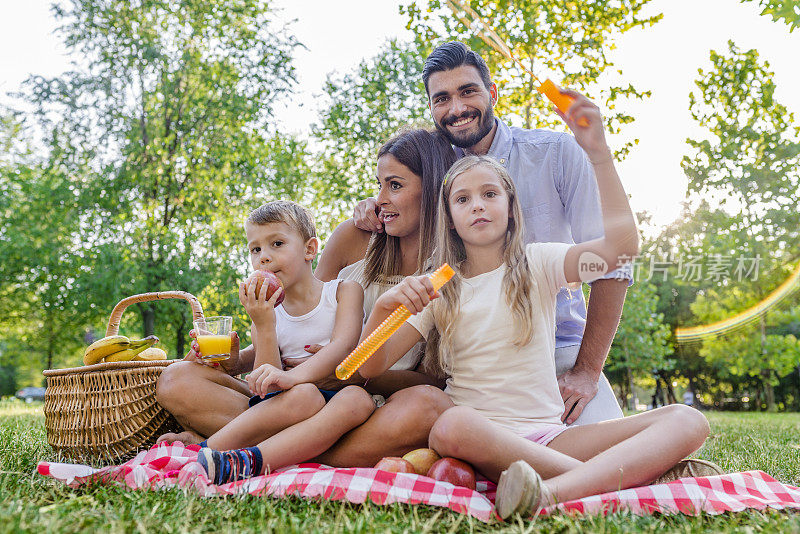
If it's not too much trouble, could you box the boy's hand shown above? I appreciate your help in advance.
[239,276,283,327]
[554,89,612,165]
[247,363,298,397]
[377,275,439,314]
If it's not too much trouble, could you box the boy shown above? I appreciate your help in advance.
[195,201,374,484]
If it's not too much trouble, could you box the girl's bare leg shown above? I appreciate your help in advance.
[542,404,709,502]
[431,404,709,504]
[205,383,327,450]
[156,361,252,441]
[254,386,377,472]
[429,406,583,481]
[314,385,455,467]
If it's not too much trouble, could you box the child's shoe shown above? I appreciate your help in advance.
[494,460,552,520]
[650,458,723,485]
[197,446,263,485]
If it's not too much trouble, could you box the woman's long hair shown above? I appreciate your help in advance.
[362,129,457,285]
[423,155,534,376]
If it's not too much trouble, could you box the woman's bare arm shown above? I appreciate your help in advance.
[315,219,372,282]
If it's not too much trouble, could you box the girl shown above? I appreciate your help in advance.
[358,91,711,518]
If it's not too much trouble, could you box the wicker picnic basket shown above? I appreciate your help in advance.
[43,291,205,461]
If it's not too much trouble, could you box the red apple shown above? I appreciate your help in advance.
[402,448,441,476]
[247,270,284,305]
[426,457,476,490]
[374,457,416,474]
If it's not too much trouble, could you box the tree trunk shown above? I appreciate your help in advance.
[760,315,777,412]
[175,320,185,358]
[627,367,636,411]
[142,303,156,337]
[666,375,678,404]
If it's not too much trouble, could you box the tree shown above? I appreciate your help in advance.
[401,0,662,158]
[311,39,431,231]
[606,280,673,410]
[19,0,307,359]
[0,112,90,383]
[679,41,800,410]
[742,0,800,31]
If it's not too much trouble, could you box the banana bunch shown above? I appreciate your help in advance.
[83,335,160,365]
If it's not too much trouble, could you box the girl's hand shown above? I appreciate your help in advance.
[239,277,283,327]
[247,363,298,397]
[376,275,439,314]
[554,89,612,164]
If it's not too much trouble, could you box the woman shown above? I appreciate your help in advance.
[313,128,456,389]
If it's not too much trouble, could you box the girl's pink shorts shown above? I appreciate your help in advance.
[524,424,568,446]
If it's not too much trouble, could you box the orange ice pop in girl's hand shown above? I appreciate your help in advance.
[335,264,455,380]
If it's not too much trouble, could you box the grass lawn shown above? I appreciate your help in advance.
[2,399,800,533]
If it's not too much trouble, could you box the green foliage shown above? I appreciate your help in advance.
[400,0,662,158]
[0,113,90,380]
[15,0,308,360]
[606,280,674,405]
[683,41,800,252]
[742,0,800,31]
[665,41,800,410]
[311,39,431,232]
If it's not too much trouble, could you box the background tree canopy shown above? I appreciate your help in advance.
[0,0,797,412]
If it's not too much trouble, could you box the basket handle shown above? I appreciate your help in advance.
[105,291,205,336]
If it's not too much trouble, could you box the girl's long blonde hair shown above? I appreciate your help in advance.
[422,155,535,377]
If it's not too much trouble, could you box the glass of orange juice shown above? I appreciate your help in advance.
[193,316,233,362]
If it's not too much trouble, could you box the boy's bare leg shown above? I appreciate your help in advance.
[156,361,252,441]
[430,404,709,503]
[254,386,377,472]
[204,383,328,450]
[314,385,454,467]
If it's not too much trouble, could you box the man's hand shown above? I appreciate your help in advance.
[353,197,383,233]
[557,366,600,425]
[185,330,241,376]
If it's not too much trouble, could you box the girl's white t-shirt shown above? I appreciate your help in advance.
[407,242,571,436]
[338,259,423,371]
[275,279,343,364]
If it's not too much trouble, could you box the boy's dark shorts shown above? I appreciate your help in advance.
[248,388,339,408]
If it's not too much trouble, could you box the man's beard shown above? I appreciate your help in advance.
[435,107,495,149]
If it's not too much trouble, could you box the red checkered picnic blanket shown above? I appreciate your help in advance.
[37,442,800,522]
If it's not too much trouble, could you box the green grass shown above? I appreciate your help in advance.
[2,400,800,533]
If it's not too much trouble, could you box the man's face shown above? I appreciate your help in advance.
[427,65,497,149]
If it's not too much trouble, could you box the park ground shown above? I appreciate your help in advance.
[1,399,800,533]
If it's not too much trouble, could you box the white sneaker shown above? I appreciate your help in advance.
[495,460,547,520]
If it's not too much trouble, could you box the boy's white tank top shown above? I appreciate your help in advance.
[275,279,341,362]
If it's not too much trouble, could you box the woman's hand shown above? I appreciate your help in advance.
[239,276,283,327]
[376,275,439,315]
[184,330,241,376]
[247,363,299,397]
[554,89,612,165]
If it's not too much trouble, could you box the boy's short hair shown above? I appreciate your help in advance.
[247,200,317,242]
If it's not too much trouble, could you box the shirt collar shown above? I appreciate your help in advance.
[454,118,513,168]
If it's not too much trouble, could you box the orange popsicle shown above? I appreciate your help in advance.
[336,264,455,380]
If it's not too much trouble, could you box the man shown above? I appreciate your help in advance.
[355,41,628,426]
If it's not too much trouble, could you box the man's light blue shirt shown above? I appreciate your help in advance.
[456,118,634,348]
